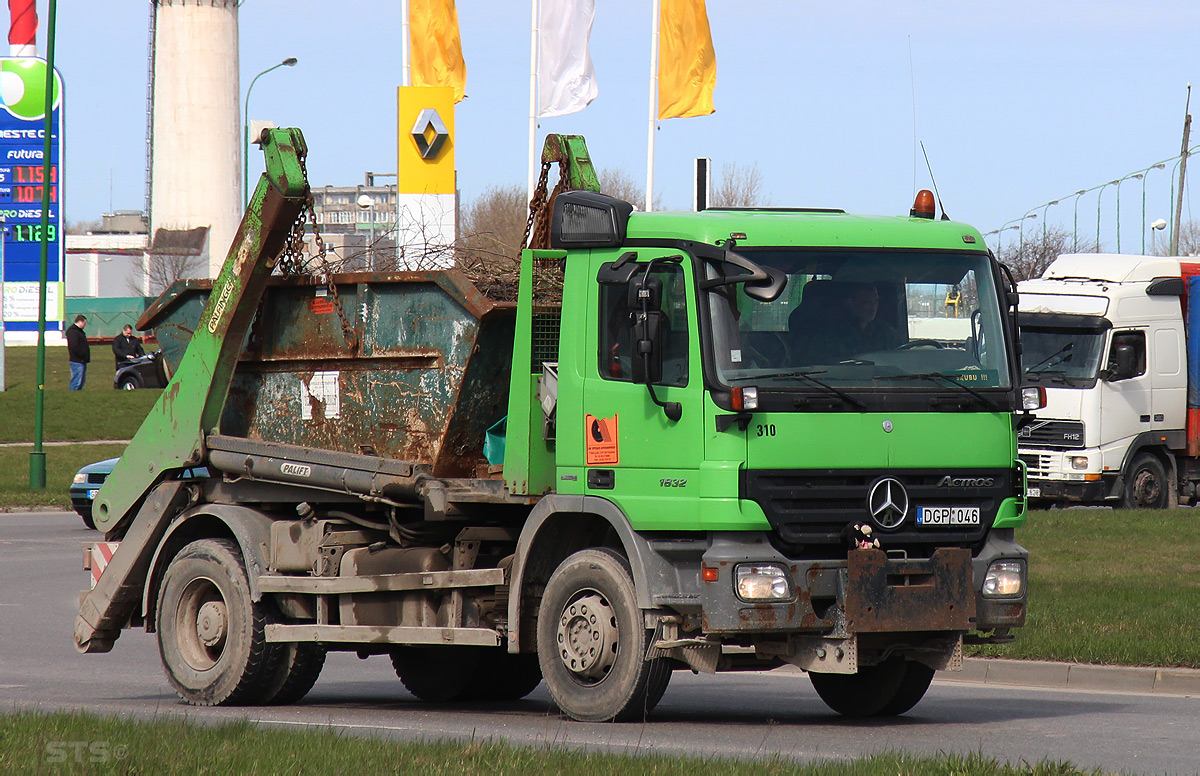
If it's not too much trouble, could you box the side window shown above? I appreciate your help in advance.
[598,266,688,387]
[1109,330,1147,378]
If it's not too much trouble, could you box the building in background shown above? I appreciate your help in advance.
[65,211,150,299]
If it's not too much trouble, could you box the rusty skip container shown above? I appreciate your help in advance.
[138,271,516,478]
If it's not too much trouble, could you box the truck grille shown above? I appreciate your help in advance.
[1019,453,1052,478]
[1017,419,1084,449]
[742,468,1013,557]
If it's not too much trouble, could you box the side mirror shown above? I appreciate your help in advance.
[629,310,665,384]
[1106,344,1136,381]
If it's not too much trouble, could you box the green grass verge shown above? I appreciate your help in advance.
[0,711,1097,775]
[0,443,128,510]
[970,507,1200,668]
[0,345,160,443]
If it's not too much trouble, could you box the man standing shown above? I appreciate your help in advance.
[111,324,144,368]
[66,314,90,390]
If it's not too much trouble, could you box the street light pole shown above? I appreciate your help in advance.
[1070,189,1087,252]
[357,194,377,270]
[1140,163,1166,254]
[1115,173,1142,253]
[1096,179,1119,252]
[243,57,298,205]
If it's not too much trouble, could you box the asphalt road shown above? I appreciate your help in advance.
[2,511,1198,774]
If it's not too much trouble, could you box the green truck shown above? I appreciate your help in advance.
[76,129,1032,722]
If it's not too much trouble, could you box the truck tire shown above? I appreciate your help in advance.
[260,643,326,705]
[536,548,672,722]
[156,538,280,706]
[875,660,935,716]
[808,658,908,717]
[390,646,480,702]
[463,650,543,701]
[1122,453,1168,509]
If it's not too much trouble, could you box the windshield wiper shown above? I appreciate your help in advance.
[747,368,867,411]
[1026,343,1073,374]
[875,372,1001,411]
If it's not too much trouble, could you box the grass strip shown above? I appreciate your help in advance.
[970,507,1200,668]
[0,345,160,443]
[0,710,1098,775]
[0,444,128,511]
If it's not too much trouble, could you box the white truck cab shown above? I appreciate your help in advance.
[1018,254,1190,508]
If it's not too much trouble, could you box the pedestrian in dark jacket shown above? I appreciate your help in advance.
[111,324,144,368]
[66,314,90,390]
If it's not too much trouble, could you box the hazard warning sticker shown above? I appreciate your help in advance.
[585,414,619,465]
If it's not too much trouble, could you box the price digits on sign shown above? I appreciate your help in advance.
[9,224,57,242]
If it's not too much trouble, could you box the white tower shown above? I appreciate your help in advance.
[149,0,240,279]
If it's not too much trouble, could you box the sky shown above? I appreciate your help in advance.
[47,1,1200,255]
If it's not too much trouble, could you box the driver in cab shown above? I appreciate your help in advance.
[794,282,900,364]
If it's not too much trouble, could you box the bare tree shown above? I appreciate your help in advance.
[134,252,206,296]
[596,167,663,211]
[997,225,1097,281]
[711,162,765,208]
[65,218,102,234]
[1151,220,1200,256]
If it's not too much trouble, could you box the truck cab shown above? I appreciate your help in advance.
[1018,254,1188,508]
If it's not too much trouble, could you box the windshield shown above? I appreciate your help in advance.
[1020,328,1106,385]
[706,250,1012,394]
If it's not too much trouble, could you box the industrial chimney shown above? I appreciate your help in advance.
[149,0,240,279]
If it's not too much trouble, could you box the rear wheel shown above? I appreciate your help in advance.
[463,649,543,701]
[390,646,480,702]
[537,548,672,722]
[260,643,326,705]
[809,658,908,717]
[876,660,935,716]
[1122,453,1168,509]
[156,539,279,706]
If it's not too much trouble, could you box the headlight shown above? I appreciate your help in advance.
[72,472,87,485]
[734,563,792,601]
[1069,456,1089,470]
[1021,386,1046,410]
[982,560,1025,597]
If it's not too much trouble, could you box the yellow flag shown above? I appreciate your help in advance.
[658,0,716,119]
[409,0,467,103]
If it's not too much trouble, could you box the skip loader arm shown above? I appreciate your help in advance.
[75,128,312,653]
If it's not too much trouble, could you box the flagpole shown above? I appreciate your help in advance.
[646,0,659,212]
[400,0,410,87]
[528,0,540,204]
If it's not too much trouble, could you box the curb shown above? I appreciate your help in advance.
[946,658,1200,696]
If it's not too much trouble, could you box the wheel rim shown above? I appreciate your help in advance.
[122,381,136,390]
[1131,468,1161,507]
[556,590,618,684]
[174,577,228,670]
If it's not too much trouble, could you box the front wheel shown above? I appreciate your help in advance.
[537,548,672,722]
[809,658,910,717]
[118,375,139,390]
[1122,453,1168,509]
[156,538,279,706]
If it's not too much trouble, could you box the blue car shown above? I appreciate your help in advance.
[70,457,117,529]
[70,458,208,530]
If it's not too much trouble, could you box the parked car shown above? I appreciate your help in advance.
[70,458,117,529]
[114,350,171,390]
[70,457,208,530]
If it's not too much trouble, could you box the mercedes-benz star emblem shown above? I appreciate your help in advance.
[867,477,909,529]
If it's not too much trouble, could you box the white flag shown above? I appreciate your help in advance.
[537,0,598,118]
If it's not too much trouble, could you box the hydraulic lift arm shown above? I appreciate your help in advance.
[75,128,312,653]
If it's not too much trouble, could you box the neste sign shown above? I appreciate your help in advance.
[0,57,63,333]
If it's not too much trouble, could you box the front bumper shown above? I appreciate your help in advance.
[1026,475,1116,505]
[695,529,1026,636]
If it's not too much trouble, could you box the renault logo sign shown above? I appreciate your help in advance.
[867,477,908,529]
[411,108,449,159]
